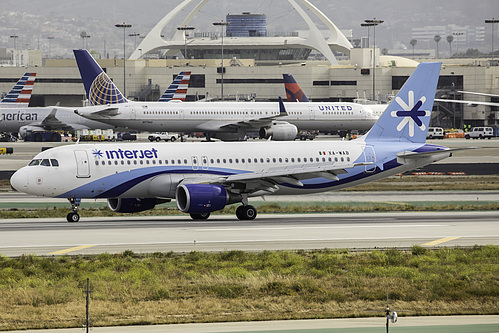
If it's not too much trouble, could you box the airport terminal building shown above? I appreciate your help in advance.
[1,0,498,129]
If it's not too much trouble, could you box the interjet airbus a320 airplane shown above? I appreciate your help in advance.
[11,62,453,222]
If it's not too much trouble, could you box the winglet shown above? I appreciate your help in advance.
[283,74,309,102]
[73,49,127,106]
[278,96,288,116]
[364,62,441,143]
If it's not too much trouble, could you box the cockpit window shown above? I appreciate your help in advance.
[28,158,59,167]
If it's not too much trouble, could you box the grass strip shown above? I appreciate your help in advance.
[0,246,497,330]
[1,201,499,219]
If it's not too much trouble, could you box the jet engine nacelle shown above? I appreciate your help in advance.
[19,125,45,139]
[259,122,298,141]
[107,198,158,213]
[176,184,232,214]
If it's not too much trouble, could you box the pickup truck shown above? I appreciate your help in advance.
[148,132,178,142]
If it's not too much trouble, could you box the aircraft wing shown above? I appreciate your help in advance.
[75,105,121,118]
[435,98,499,107]
[29,105,76,131]
[199,97,289,131]
[185,161,372,194]
[458,91,499,98]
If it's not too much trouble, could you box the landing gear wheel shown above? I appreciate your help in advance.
[66,212,80,223]
[236,205,257,220]
[67,197,82,223]
[190,212,210,220]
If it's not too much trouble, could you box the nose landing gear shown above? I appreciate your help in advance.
[66,197,81,222]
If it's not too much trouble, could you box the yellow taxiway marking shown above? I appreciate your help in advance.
[374,201,409,206]
[422,237,461,246]
[49,245,96,255]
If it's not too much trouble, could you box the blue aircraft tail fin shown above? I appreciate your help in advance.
[283,74,310,102]
[364,62,441,143]
[1,73,36,107]
[73,49,127,105]
[158,71,191,102]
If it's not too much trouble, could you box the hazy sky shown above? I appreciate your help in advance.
[1,0,498,57]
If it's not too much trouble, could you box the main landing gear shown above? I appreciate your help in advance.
[190,212,210,220]
[66,197,81,223]
[236,205,257,220]
[188,205,257,221]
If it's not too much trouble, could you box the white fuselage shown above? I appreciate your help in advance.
[0,106,113,133]
[75,100,378,133]
[10,139,449,201]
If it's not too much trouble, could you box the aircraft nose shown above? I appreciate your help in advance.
[10,167,29,193]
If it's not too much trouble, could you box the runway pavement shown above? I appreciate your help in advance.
[1,211,497,257]
[4,316,499,333]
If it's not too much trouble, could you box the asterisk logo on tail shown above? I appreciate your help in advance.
[391,90,430,137]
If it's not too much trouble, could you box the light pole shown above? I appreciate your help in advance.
[10,34,18,66]
[485,18,499,61]
[360,23,371,48]
[453,32,464,56]
[80,31,91,50]
[128,32,140,50]
[177,26,195,60]
[363,19,383,101]
[47,35,54,58]
[115,22,132,97]
[213,21,230,100]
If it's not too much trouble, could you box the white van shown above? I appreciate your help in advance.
[465,127,494,139]
[426,127,445,139]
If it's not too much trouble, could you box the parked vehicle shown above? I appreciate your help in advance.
[24,131,61,142]
[295,131,316,141]
[465,127,494,139]
[148,132,178,142]
[426,127,445,139]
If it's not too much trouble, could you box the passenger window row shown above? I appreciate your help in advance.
[93,155,351,167]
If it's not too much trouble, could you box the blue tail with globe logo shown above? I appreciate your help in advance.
[73,49,128,106]
[364,62,441,144]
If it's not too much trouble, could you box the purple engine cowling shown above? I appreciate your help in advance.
[176,184,228,214]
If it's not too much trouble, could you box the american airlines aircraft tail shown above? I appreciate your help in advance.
[73,50,127,105]
[158,71,191,102]
[11,62,455,222]
[283,74,309,102]
[0,73,36,107]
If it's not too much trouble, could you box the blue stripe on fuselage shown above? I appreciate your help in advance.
[56,166,250,199]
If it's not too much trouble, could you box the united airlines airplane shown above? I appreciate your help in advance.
[11,62,452,222]
[72,49,378,141]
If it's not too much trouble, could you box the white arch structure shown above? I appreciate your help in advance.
[129,0,352,65]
